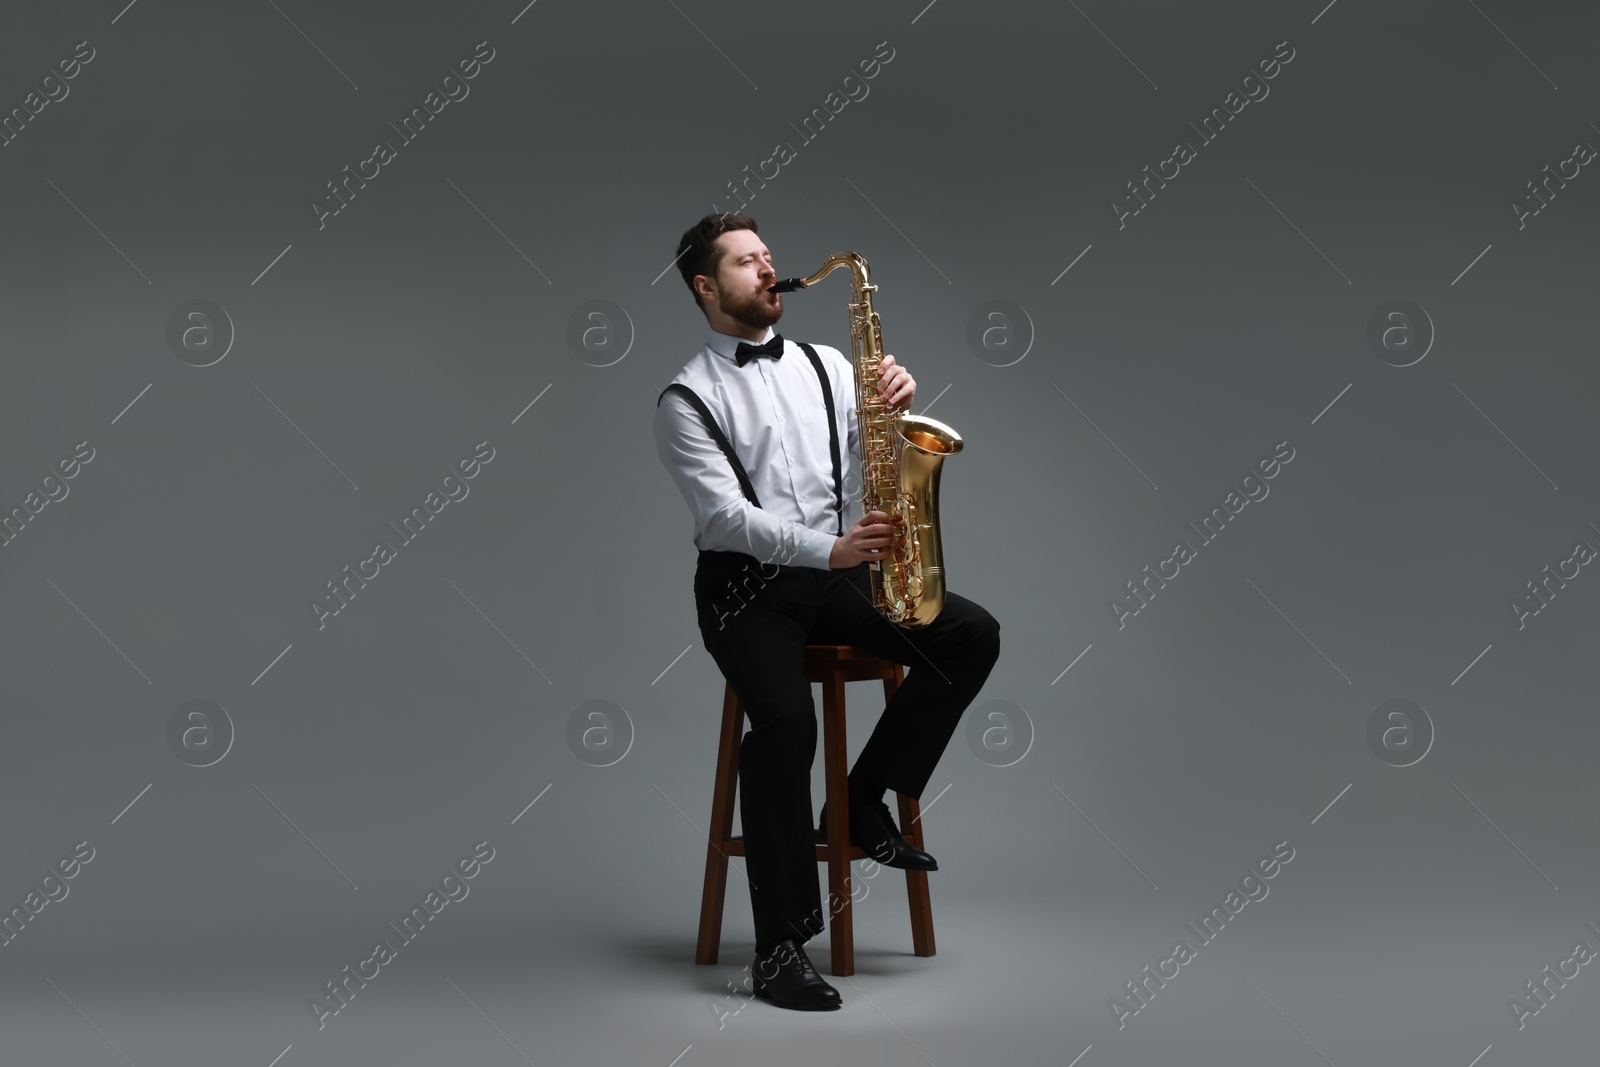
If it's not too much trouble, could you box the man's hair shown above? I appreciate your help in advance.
[676,212,759,316]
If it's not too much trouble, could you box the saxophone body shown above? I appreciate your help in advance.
[770,252,963,628]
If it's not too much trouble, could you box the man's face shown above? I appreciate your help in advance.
[705,230,781,330]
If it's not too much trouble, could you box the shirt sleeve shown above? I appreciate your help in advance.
[654,390,838,571]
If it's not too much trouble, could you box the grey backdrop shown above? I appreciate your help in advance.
[2,0,1598,1064]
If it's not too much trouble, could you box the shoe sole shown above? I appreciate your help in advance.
[864,849,938,872]
[818,833,939,872]
[752,976,841,1011]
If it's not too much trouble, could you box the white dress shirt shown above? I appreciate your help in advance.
[654,326,860,571]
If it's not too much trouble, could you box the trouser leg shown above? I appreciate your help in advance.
[695,552,827,948]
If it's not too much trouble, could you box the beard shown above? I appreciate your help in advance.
[718,281,783,331]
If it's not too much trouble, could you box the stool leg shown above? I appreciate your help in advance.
[820,672,854,977]
[896,792,937,958]
[696,684,744,966]
[884,664,937,958]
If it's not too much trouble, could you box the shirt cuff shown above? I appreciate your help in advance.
[788,526,837,571]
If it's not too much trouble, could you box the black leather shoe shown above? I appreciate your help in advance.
[818,798,938,871]
[750,939,840,1010]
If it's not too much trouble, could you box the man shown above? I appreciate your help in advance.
[653,213,1001,1011]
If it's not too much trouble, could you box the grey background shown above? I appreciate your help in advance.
[1,0,1598,1063]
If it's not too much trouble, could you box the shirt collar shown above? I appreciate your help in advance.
[707,326,776,365]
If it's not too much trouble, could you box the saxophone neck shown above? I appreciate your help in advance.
[767,251,872,293]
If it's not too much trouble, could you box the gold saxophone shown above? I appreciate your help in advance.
[770,252,963,628]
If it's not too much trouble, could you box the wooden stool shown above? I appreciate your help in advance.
[694,644,936,977]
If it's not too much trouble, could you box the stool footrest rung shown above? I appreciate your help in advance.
[719,834,875,861]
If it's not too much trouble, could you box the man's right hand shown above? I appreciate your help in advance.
[829,510,900,569]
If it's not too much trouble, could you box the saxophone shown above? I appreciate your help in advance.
[769,252,963,628]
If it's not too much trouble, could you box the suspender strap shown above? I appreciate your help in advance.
[797,342,844,537]
[657,383,762,507]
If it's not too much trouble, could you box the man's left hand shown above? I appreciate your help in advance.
[877,354,915,408]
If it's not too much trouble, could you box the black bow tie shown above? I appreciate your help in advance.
[734,334,784,366]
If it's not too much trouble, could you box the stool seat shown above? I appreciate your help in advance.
[803,643,905,681]
[694,643,936,977]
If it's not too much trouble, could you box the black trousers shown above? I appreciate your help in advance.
[693,549,1001,951]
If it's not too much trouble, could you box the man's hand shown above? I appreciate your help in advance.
[877,354,915,408]
[829,510,900,569]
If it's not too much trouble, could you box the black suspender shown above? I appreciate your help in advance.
[657,383,762,507]
[655,341,844,536]
[797,343,844,538]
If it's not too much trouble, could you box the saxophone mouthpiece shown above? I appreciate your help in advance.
[767,278,806,293]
